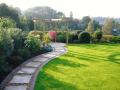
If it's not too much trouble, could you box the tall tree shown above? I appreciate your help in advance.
[102,18,113,35]
[24,6,64,19]
[0,3,20,27]
[80,16,91,30]
[86,20,94,34]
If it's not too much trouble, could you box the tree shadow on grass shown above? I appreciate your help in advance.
[35,70,78,90]
[66,51,101,62]
[108,53,120,64]
[45,58,87,73]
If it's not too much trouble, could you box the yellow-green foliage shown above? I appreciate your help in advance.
[29,31,44,41]
[43,34,51,45]
[102,35,113,42]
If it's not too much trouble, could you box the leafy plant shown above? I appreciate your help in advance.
[43,33,51,46]
[94,30,103,42]
[25,34,41,54]
[17,48,31,59]
[0,29,14,56]
[0,17,16,28]
[78,31,91,43]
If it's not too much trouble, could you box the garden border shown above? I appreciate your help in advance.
[0,43,67,90]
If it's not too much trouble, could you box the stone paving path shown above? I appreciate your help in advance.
[1,43,67,90]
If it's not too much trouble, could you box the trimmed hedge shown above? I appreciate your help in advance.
[78,31,91,43]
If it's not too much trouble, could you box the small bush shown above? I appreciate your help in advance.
[40,45,53,53]
[29,31,43,40]
[25,34,41,54]
[94,30,103,42]
[78,31,91,43]
[43,34,51,46]
[48,31,57,42]
[69,32,78,43]
[57,34,66,43]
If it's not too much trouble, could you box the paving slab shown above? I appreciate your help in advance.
[4,85,27,90]
[55,50,65,52]
[41,54,56,58]
[25,62,41,67]
[50,52,62,55]
[17,68,36,74]
[33,57,48,62]
[10,75,32,83]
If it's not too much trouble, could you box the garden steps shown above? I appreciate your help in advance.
[1,43,67,90]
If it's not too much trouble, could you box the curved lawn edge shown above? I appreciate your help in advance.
[0,43,67,90]
[28,44,67,90]
[34,44,120,90]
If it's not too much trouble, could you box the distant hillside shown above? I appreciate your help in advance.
[24,6,65,19]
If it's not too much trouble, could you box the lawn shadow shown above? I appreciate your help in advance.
[67,51,106,62]
[108,53,120,64]
[35,70,78,90]
[45,58,87,73]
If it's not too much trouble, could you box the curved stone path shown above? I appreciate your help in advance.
[1,43,67,90]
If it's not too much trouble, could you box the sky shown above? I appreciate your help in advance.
[0,0,120,19]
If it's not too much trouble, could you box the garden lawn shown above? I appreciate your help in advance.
[34,44,120,90]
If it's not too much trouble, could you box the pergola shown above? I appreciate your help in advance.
[33,18,69,44]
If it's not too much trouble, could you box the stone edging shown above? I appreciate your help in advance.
[0,43,67,90]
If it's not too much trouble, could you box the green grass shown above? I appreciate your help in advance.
[34,44,120,90]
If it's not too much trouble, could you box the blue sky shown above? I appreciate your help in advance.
[0,0,120,19]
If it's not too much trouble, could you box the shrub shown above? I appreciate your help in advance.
[57,34,66,43]
[0,57,11,82]
[0,17,16,28]
[29,31,43,41]
[43,34,51,46]
[102,35,113,43]
[7,28,25,49]
[94,30,103,42]
[110,36,120,43]
[17,48,31,59]
[78,31,91,43]
[69,32,78,43]
[24,34,41,54]
[0,29,14,56]
[7,55,23,68]
[40,45,53,53]
[48,31,57,42]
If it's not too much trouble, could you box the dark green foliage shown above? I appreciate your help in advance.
[40,46,53,53]
[80,16,91,30]
[69,32,78,43]
[78,31,91,43]
[110,36,120,43]
[7,55,23,68]
[0,57,11,82]
[0,3,20,26]
[17,48,31,59]
[94,30,103,42]
[56,32,66,43]
[0,17,16,28]
[0,29,14,56]
[8,28,25,50]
